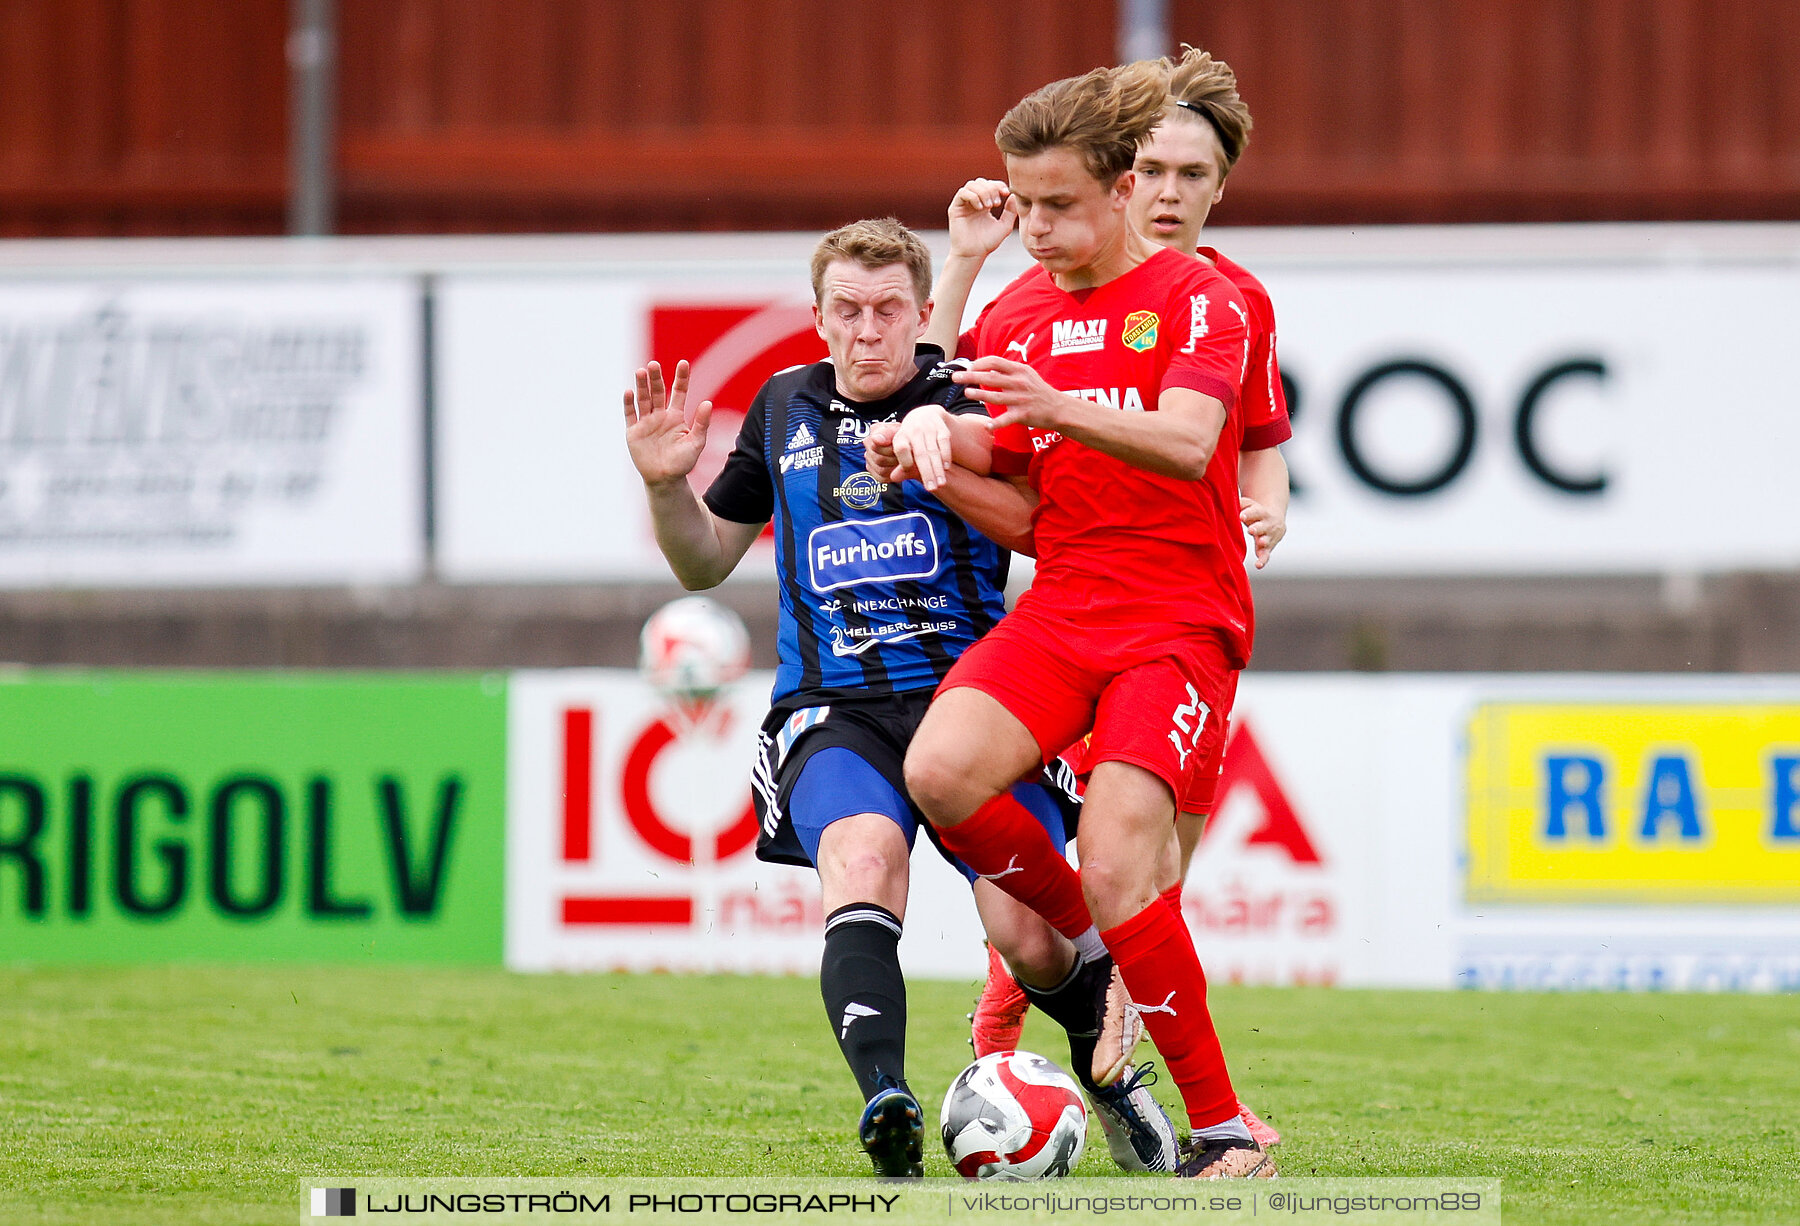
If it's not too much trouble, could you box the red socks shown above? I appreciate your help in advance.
[1160,882,1186,921]
[1102,899,1237,1129]
[936,792,1093,940]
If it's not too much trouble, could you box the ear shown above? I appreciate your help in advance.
[813,302,826,340]
[1112,170,1136,207]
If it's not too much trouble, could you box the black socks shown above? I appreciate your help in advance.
[821,902,909,1102]
[1018,952,1105,1090]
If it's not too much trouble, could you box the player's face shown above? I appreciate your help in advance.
[813,261,932,402]
[1004,147,1133,277]
[1129,111,1227,254]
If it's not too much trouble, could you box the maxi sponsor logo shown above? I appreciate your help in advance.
[806,512,939,592]
[1050,318,1106,355]
[1466,702,1800,902]
[0,673,505,962]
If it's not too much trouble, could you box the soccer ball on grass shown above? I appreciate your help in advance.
[940,1050,1087,1180]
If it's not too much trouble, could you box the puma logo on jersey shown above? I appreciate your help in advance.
[1228,299,1251,380]
[1051,319,1106,355]
[1006,334,1035,361]
[975,855,1025,881]
[840,1002,881,1038]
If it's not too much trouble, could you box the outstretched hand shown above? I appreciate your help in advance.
[624,359,711,487]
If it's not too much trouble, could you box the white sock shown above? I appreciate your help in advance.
[1195,1114,1254,1144]
[1073,926,1108,964]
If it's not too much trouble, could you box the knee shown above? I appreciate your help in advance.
[991,924,1071,987]
[816,814,910,908]
[1079,855,1153,928]
[903,742,969,826]
[829,841,906,900]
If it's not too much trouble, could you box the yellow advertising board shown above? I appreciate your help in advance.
[1466,703,1800,902]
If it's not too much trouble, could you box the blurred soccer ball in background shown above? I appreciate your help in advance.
[940,1050,1087,1180]
[639,596,751,701]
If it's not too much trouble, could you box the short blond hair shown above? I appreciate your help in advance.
[809,218,933,307]
[995,64,1169,184]
[1160,46,1253,173]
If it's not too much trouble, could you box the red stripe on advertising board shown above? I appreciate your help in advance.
[561,895,694,925]
[562,707,593,862]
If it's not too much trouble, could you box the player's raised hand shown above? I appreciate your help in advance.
[953,356,1070,431]
[947,178,1017,260]
[890,404,956,491]
[624,359,712,487]
[1240,495,1287,568]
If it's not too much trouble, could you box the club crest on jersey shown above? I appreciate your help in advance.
[808,512,939,592]
[1121,310,1160,352]
[833,471,887,510]
[1051,318,1106,355]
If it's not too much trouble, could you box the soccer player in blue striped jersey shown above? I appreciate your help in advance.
[624,218,1175,1177]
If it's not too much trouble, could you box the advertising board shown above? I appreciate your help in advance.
[432,229,1800,580]
[504,669,1800,991]
[0,278,424,586]
[0,672,506,963]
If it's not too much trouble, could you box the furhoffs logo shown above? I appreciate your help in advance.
[806,512,939,592]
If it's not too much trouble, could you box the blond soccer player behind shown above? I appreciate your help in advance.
[915,48,1291,1152]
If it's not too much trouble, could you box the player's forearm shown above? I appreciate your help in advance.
[943,412,996,476]
[643,479,736,589]
[921,252,988,356]
[1048,394,1223,481]
[1239,447,1290,518]
[934,468,1036,555]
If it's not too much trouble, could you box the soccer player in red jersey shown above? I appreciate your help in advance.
[909,48,1290,1151]
[869,64,1274,1179]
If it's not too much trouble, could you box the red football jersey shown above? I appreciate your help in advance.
[1201,247,1292,453]
[960,246,1257,665]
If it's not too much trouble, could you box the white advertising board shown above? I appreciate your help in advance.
[0,278,423,586]
[433,227,1800,580]
[504,669,983,978]
[505,668,1800,991]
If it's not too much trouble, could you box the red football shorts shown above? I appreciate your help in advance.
[1059,664,1237,813]
[940,601,1235,812]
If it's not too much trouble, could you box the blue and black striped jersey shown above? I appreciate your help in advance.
[704,348,1010,707]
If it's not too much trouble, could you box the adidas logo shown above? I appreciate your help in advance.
[840,1001,881,1038]
[787,422,816,451]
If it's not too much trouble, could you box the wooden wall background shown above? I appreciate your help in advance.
[2,0,1796,237]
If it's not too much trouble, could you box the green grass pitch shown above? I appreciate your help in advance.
[3,966,1796,1225]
